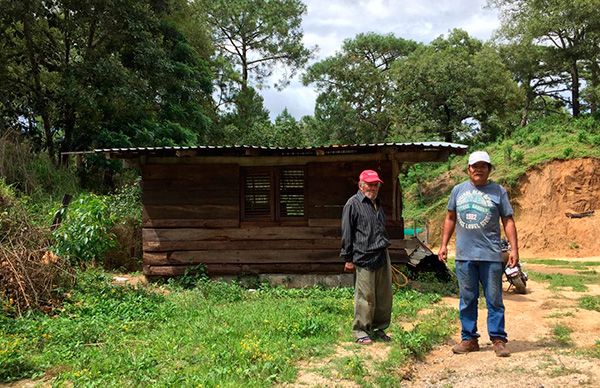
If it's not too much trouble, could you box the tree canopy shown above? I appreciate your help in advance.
[1,0,599,163]
[303,33,419,144]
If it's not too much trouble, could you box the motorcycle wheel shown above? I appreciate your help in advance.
[511,277,527,294]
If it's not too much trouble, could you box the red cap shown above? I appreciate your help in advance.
[359,170,383,183]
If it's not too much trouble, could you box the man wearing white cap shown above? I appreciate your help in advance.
[438,151,519,357]
[341,169,393,345]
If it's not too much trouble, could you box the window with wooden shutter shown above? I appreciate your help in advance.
[242,167,306,221]
[279,168,305,217]
[243,170,272,220]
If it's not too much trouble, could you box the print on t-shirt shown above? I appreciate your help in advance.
[456,189,493,230]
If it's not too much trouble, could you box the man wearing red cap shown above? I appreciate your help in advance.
[341,169,393,345]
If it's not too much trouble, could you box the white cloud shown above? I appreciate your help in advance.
[262,0,501,120]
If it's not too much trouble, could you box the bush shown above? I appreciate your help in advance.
[0,133,78,198]
[1,179,75,316]
[52,194,117,264]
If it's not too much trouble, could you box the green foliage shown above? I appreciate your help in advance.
[0,0,214,161]
[304,32,420,143]
[52,194,117,264]
[579,295,600,312]
[491,0,600,117]
[528,270,600,292]
[339,354,367,381]
[551,324,574,347]
[403,116,600,226]
[1,269,456,385]
[398,307,456,358]
[531,259,600,269]
[392,29,521,143]
[0,136,79,198]
[203,0,313,90]
[407,271,459,296]
[107,178,142,223]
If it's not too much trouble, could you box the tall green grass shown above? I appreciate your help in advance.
[1,270,455,386]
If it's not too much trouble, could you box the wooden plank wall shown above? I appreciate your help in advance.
[142,160,407,277]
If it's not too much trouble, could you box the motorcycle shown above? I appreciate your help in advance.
[501,239,528,294]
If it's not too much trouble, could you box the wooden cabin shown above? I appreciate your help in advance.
[95,142,466,277]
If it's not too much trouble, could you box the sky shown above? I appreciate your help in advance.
[261,0,501,120]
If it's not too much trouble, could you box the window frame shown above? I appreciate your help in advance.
[241,166,307,223]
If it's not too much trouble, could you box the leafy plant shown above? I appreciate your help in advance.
[52,194,117,264]
[551,324,573,347]
[579,295,600,312]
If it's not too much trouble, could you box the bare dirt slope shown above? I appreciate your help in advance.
[516,158,600,257]
[428,158,600,257]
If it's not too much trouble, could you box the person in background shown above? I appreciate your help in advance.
[438,150,519,357]
[341,169,393,345]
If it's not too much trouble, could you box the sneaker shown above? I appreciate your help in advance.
[452,339,480,354]
[492,339,510,357]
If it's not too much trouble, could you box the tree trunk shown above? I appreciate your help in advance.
[22,0,57,165]
[590,61,599,115]
[60,12,75,167]
[571,61,580,117]
[520,84,533,127]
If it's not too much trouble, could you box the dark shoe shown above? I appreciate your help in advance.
[356,336,373,345]
[492,339,510,357]
[452,339,480,354]
[373,330,392,342]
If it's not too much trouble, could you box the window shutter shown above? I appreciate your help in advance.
[244,172,272,219]
[279,169,305,217]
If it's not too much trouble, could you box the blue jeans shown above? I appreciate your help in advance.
[455,260,507,341]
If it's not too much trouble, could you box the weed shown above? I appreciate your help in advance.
[552,324,574,347]
[580,341,600,358]
[341,354,367,380]
[407,271,459,296]
[528,271,599,292]
[579,295,600,312]
[545,311,575,318]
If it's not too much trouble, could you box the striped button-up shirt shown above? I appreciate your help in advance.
[340,190,390,270]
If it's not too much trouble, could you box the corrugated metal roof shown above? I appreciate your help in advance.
[61,141,467,158]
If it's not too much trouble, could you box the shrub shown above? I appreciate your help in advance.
[563,147,574,158]
[0,133,78,197]
[1,179,75,316]
[52,194,117,264]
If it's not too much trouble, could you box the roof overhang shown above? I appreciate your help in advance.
[63,142,467,165]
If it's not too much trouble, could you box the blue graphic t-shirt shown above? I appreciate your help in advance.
[448,181,513,262]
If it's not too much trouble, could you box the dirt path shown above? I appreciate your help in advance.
[285,268,600,387]
[403,279,600,388]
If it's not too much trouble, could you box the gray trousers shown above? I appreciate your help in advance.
[352,250,393,339]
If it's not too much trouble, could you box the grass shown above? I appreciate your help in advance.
[545,311,575,319]
[529,259,600,270]
[551,324,574,347]
[401,115,600,225]
[579,295,600,312]
[527,270,600,292]
[0,269,455,386]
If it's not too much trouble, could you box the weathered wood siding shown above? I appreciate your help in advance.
[141,160,407,277]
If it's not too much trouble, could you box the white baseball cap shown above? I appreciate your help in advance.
[468,151,492,166]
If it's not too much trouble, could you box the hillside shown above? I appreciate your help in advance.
[402,116,600,258]
[516,158,600,257]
